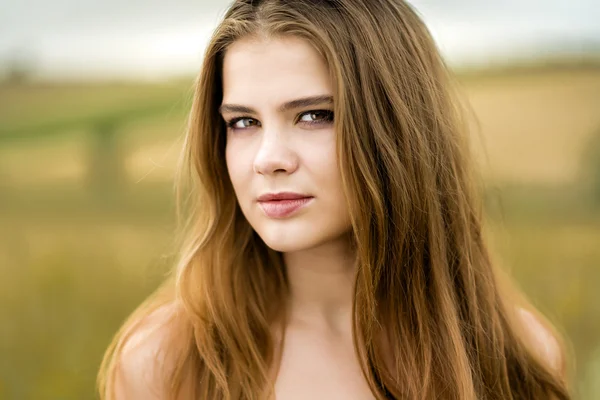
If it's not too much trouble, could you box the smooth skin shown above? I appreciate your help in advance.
[113,36,562,399]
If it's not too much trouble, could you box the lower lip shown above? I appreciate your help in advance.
[258,197,313,218]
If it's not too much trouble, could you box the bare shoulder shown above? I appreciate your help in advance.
[113,302,183,399]
[517,307,564,375]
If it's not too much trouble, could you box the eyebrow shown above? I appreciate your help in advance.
[218,95,333,115]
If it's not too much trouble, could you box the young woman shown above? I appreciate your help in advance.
[98,0,571,398]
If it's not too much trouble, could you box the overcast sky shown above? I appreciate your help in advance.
[1,0,599,80]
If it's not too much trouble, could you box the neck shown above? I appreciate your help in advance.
[283,233,357,334]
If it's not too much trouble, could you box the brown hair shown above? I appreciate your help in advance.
[98,0,571,398]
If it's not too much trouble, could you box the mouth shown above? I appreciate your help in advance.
[257,192,314,218]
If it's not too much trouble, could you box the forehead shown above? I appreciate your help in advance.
[221,36,332,106]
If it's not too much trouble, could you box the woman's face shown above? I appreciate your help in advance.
[221,35,352,253]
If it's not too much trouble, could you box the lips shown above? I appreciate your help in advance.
[257,192,314,218]
[257,192,312,201]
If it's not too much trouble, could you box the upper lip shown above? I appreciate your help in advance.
[257,192,313,201]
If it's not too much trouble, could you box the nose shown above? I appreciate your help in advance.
[253,129,299,176]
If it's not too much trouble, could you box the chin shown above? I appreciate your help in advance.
[252,217,351,253]
[242,207,352,253]
[256,228,318,253]
[247,216,322,253]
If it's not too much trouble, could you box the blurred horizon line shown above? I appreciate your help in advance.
[1,49,599,85]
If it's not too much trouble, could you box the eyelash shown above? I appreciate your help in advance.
[224,110,334,131]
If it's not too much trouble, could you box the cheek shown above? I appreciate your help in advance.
[303,138,349,219]
[303,135,341,188]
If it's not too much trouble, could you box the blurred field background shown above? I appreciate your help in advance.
[1,1,600,399]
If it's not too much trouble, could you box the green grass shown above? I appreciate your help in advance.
[0,81,192,135]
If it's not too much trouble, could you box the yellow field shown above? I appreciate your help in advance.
[1,66,599,399]
[464,69,600,184]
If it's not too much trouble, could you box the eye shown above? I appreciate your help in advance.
[297,110,334,125]
[226,117,260,130]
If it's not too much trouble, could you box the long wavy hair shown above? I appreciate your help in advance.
[98,0,571,398]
